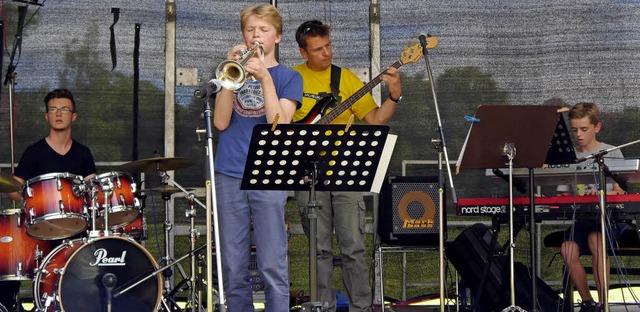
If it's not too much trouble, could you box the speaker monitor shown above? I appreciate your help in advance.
[378,176,445,246]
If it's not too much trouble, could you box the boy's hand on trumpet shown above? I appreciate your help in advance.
[244,47,269,83]
[227,44,247,61]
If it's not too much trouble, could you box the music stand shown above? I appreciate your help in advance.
[457,105,563,311]
[544,110,577,165]
[241,123,395,310]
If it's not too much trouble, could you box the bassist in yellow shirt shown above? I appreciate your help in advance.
[292,20,403,312]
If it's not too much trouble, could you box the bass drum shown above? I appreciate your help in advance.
[33,237,162,312]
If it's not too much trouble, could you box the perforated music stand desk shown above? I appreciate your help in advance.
[241,123,393,304]
[456,105,566,311]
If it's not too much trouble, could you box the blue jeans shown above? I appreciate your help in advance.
[215,173,290,312]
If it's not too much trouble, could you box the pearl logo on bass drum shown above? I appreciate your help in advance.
[90,249,127,266]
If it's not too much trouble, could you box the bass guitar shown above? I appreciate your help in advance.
[296,38,437,124]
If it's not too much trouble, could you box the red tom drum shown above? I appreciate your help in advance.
[22,172,87,240]
[87,172,140,228]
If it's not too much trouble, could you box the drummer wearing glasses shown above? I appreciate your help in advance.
[3,88,96,310]
[9,88,96,202]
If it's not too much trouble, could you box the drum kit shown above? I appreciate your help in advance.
[0,157,207,312]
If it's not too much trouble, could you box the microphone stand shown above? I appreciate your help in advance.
[5,6,27,181]
[574,140,640,312]
[197,88,226,312]
[594,155,610,312]
[419,34,457,311]
[102,273,117,312]
[502,144,525,312]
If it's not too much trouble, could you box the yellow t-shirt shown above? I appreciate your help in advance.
[292,62,378,124]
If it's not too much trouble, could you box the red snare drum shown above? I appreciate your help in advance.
[88,172,140,227]
[33,237,162,312]
[22,172,87,240]
[0,209,52,281]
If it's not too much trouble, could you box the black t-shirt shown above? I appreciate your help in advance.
[15,138,97,181]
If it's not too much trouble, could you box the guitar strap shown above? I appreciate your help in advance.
[330,64,341,102]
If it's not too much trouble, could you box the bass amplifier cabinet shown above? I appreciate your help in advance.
[446,223,562,311]
[378,176,445,246]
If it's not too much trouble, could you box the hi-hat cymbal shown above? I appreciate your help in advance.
[0,172,21,193]
[118,157,194,173]
[141,185,192,195]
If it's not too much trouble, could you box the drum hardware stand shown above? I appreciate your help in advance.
[146,170,206,312]
[197,255,207,311]
[158,182,190,311]
[87,185,100,237]
[186,194,199,312]
[87,179,114,238]
[162,194,202,312]
[113,244,207,302]
[160,173,208,210]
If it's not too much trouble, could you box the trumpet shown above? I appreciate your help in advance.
[216,41,263,91]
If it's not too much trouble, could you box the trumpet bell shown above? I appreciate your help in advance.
[216,41,262,91]
[215,60,247,91]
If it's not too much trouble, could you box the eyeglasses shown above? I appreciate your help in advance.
[48,107,74,114]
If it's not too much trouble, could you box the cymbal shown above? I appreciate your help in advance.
[118,157,194,173]
[141,185,192,195]
[0,172,21,193]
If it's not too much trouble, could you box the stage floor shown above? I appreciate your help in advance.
[16,287,640,311]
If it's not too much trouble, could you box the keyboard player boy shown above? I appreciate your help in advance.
[560,102,628,312]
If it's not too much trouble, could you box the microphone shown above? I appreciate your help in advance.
[418,33,429,49]
[102,273,117,290]
[194,79,223,99]
[102,273,116,312]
